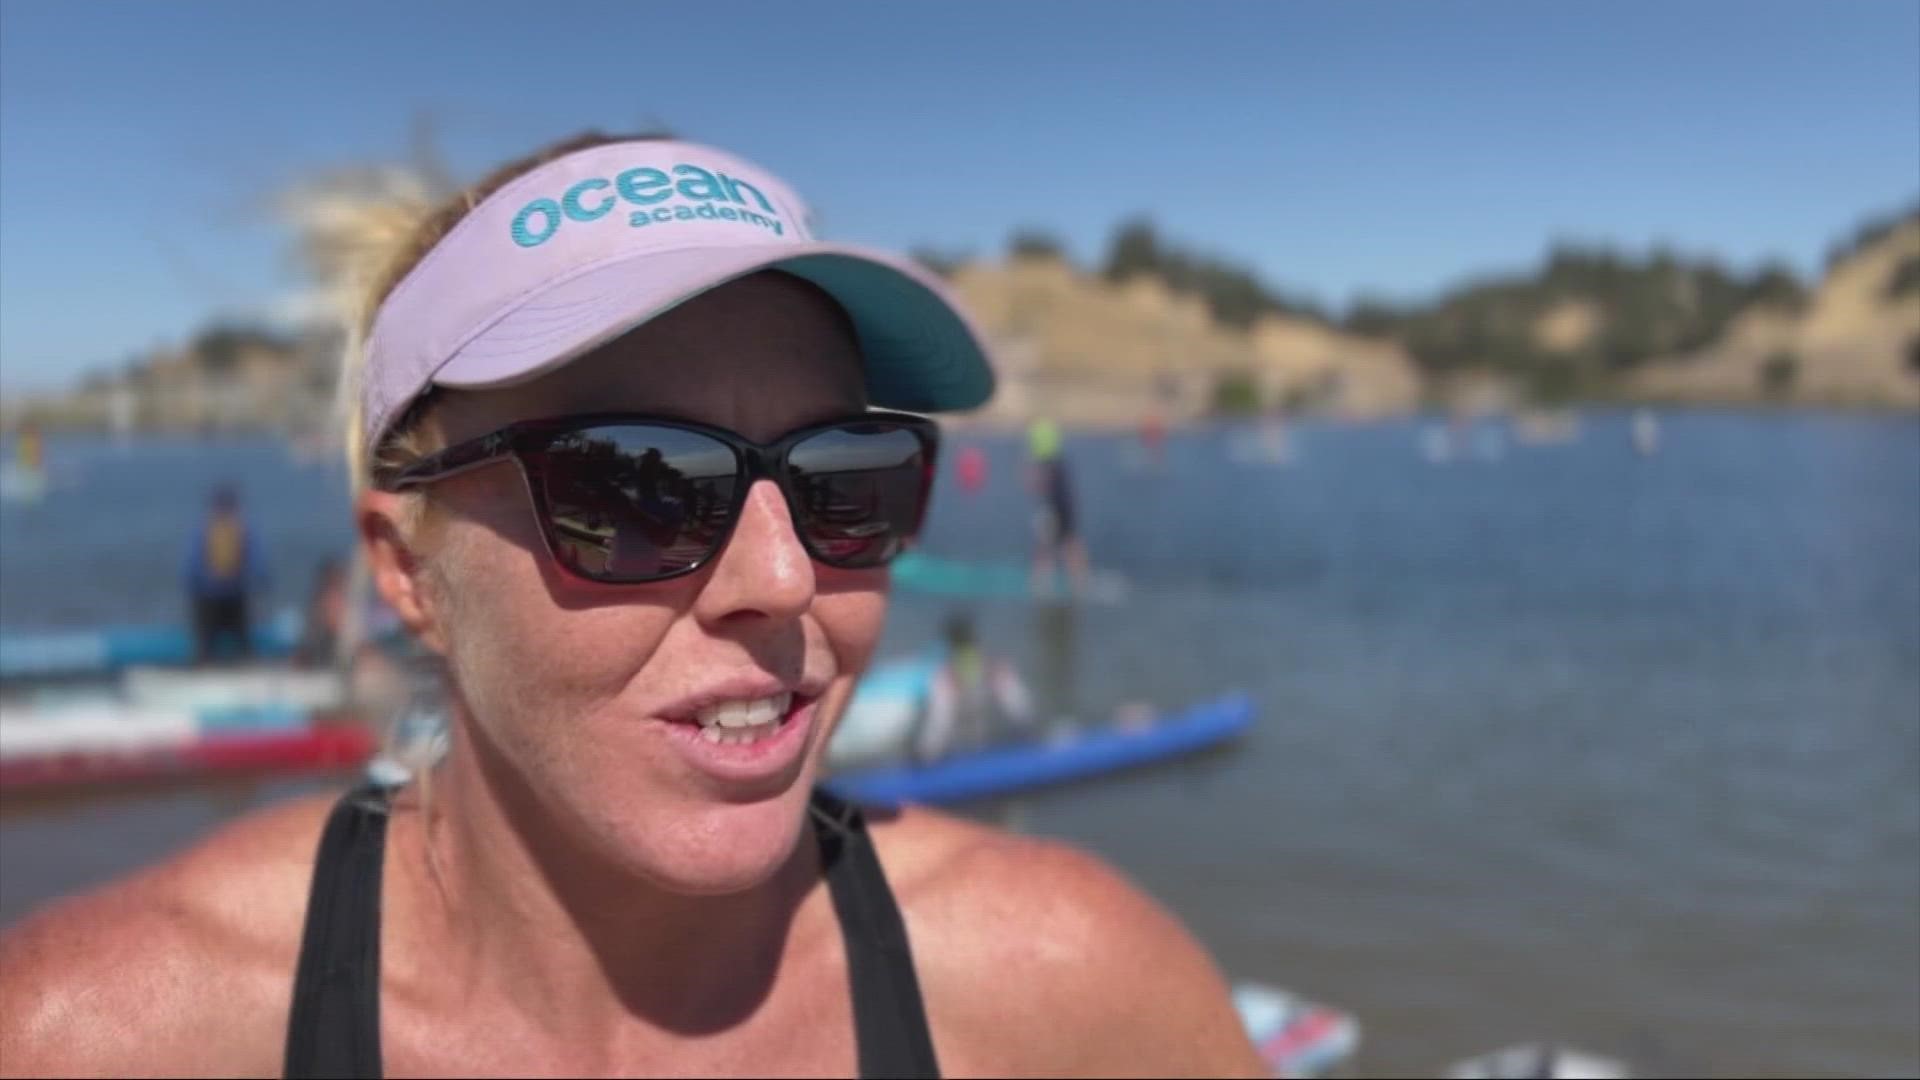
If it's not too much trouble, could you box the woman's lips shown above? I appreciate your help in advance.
[656,693,816,784]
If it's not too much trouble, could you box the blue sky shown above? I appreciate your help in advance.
[1,0,1915,393]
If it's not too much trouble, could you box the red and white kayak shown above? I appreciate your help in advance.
[0,665,372,794]
[0,723,376,792]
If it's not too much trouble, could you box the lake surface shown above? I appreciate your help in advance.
[3,409,1916,1077]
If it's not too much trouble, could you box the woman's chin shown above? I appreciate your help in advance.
[590,785,817,896]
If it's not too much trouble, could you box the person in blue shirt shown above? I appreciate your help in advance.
[183,484,266,663]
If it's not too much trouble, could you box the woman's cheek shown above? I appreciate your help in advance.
[427,530,638,726]
[813,574,891,670]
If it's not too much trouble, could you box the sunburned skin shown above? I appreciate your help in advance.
[0,268,1267,1080]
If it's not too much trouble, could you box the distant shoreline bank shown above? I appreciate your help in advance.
[7,399,1915,446]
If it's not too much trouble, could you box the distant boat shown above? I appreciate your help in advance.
[1424,416,1506,464]
[1472,423,1507,462]
[1227,420,1295,466]
[1444,1042,1629,1079]
[1631,409,1661,456]
[0,461,47,504]
[1513,410,1583,446]
[1420,424,1456,464]
[109,385,136,451]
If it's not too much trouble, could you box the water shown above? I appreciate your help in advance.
[3,411,1916,1078]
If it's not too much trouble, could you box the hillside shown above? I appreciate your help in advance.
[7,197,1916,435]
[1629,211,1920,408]
[1341,247,1810,403]
[941,203,1919,420]
[2,326,332,434]
[946,255,1421,427]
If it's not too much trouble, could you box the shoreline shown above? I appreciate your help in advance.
[6,397,1920,442]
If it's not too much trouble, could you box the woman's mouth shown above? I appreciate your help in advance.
[690,692,797,745]
[654,684,822,784]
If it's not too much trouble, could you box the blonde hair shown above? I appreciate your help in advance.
[284,130,674,489]
[278,130,676,829]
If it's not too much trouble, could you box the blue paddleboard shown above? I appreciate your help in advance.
[825,692,1251,807]
[891,552,1129,604]
[0,612,303,681]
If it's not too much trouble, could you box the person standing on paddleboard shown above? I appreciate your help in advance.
[0,132,1266,1078]
[183,483,268,664]
[1027,416,1092,595]
[14,421,43,475]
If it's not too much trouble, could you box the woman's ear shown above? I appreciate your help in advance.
[358,489,449,655]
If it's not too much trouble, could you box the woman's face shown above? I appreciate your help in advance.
[369,271,888,894]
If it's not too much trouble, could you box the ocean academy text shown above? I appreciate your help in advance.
[511,163,785,247]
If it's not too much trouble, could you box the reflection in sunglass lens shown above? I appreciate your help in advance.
[786,425,929,567]
[529,426,740,580]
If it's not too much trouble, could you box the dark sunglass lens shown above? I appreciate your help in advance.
[530,426,740,580]
[787,425,929,567]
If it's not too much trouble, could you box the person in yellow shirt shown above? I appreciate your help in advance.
[15,423,43,474]
[183,485,266,663]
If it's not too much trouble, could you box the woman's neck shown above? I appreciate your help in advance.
[391,726,825,1041]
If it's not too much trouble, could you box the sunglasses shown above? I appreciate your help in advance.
[374,411,940,584]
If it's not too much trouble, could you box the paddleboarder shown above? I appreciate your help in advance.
[182,484,267,664]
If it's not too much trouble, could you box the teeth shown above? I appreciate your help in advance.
[693,693,792,734]
[698,722,781,746]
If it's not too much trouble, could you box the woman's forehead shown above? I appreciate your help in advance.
[436,271,867,440]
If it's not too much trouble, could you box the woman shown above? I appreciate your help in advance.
[0,133,1265,1078]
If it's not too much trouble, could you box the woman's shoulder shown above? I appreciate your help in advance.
[0,791,340,1077]
[863,805,1198,980]
[862,806,1268,1077]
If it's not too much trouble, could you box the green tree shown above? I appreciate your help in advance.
[1826,201,1919,269]
[1008,229,1069,263]
[1760,350,1799,396]
[1885,254,1920,300]
[909,247,966,279]
[1744,262,1808,311]
[1209,370,1264,415]
[1344,297,1405,336]
[1102,217,1163,283]
[191,324,294,374]
[1525,360,1582,405]
[1099,216,1323,326]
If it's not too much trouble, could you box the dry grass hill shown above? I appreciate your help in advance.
[946,255,1421,428]
[1630,216,1920,408]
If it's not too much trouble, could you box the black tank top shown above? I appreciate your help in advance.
[283,784,940,1079]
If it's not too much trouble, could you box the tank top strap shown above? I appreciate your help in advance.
[284,783,395,1080]
[281,784,937,1079]
[810,788,942,1079]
